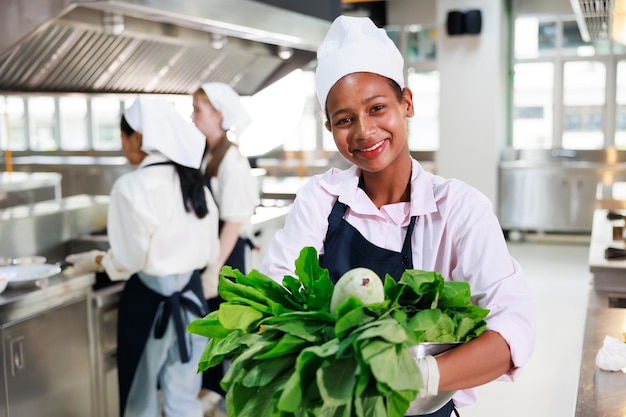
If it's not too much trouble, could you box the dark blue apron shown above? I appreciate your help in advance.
[202,174,255,395]
[117,271,207,417]
[318,200,458,417]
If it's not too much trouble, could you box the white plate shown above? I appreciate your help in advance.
[0,263,61,289]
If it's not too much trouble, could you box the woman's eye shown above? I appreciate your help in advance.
[334,117,351,126]
[371,104,384,113]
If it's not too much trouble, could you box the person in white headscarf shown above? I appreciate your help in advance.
[258,15,536,417]
[190,82,259,396]
[66,96,220,417]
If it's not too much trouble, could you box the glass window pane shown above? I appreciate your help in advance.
[1,96,27,150]
[614,60,626,148]
[515,18,556,59]
[562,20,610,56]
[407,70,439,151]
[512,62,554,149]
[59,97,88,150]
[29,97,57,151]
[562,61,605,149]
[405,26,437,62]
[92,97,122,150]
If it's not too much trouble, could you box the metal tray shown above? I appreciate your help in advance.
[412,342,462,359]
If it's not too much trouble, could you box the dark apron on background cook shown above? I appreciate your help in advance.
[117,271,207,417]
[202,175,255,395]
[318,200,458,417]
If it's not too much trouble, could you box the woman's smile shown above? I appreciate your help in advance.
[351,139,387,159]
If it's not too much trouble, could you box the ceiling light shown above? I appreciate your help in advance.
[277,45,293,60]
[211,33,227,50]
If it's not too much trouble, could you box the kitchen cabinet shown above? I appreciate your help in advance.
[499,161,626,234]
[0,272,95,417]
[1,298,92,416]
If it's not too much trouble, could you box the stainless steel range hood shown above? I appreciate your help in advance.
[0,0,331,95]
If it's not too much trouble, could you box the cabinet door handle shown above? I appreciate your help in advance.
[10,336,25,376]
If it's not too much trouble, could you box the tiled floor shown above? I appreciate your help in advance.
[460,239,593,417]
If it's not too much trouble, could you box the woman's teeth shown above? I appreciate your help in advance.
[359,140,384,152]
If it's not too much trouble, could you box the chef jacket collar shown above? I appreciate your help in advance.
[317,159,437,217]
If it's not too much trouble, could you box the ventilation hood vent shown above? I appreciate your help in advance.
[0,0,330,95]
[571,0,611,41]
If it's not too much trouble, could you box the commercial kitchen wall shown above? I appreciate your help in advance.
[386,0,574,206]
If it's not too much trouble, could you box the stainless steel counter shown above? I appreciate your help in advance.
[0,172,62,207]
[580,214,626,417]
[0,268,94,323]
[588,209,626,292]
[575,298,626,417]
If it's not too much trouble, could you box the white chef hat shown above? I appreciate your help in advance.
[199,82,252,135]
[123,96,206,169]
[315,15,405,109]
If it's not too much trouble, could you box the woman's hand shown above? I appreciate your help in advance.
[201,263,221,299]
[65,250,106,275]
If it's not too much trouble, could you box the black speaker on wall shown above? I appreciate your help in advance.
[446,9,482,36]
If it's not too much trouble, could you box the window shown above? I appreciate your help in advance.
[59,97,89,150]
[562,61,606,149]
[29,97,57,151]
[1,97,27,150]
[615,60,626,148]
[407,70,439,151]
[512,15,615,150]
[92,97,122,150]
[512,62,554,149]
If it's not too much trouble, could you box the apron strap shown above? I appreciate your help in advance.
[153,278,207,363]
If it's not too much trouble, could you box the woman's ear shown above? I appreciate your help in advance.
[402,87,415,118]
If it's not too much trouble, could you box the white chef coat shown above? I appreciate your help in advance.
[202,145,259,238]
[259,158,536,408]
[102,153,220,281]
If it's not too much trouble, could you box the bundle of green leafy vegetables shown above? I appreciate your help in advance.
[187,247,489,417]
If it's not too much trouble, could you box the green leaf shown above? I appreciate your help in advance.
[226,266,302,309]
[254,333,311,359]
[355,319,408,345]
[335,304,375,340]
[354,395,387,417]
[241,355,296,388]
[294,246,334,310]
[281,274,306,304]
[438,280,472,308]
[187,310,229,338]
[276,369,303,412]
[316,356,358,406]
[219,303,264,331]
[226,372,290,417]
[398,270,444,308]
[407,308,456,342]
[196,329,244,371]
[260,319,330,343]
